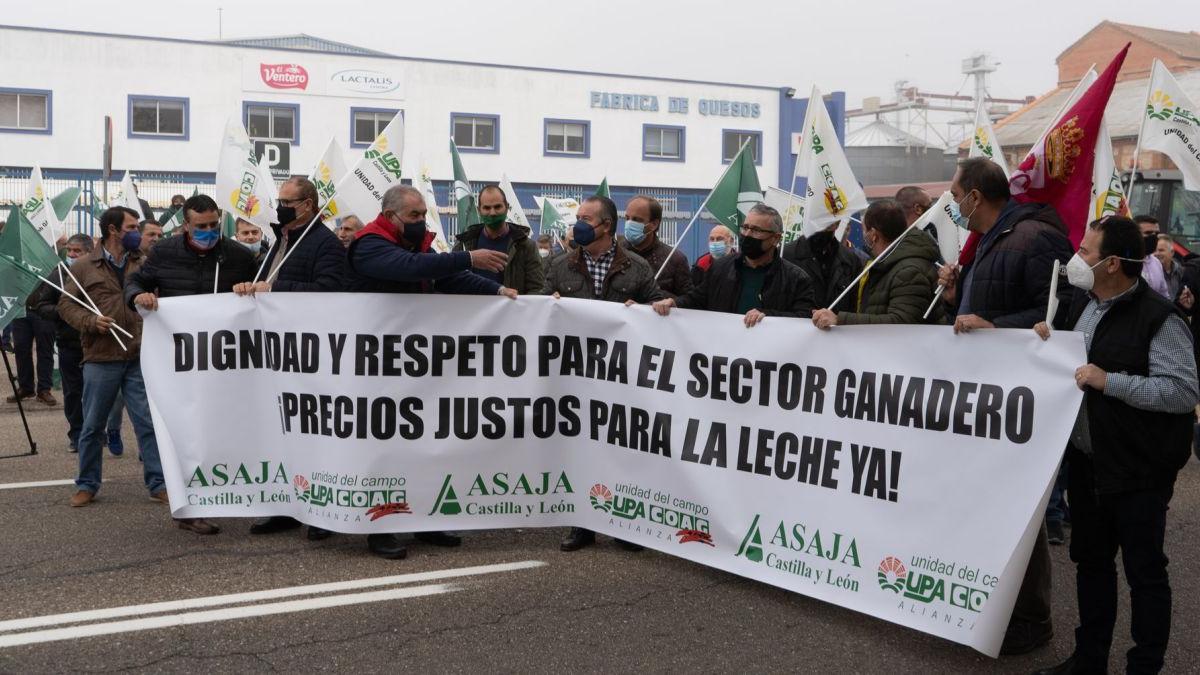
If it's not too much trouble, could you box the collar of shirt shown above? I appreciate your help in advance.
[101,246,127,269]
[1086,278,1139,311]
[582,242,616,265]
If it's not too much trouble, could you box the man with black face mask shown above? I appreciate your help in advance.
[345,184,514,560]
[782,220,862,309]
[1133,215,1170,299]
[234,177,345,296]
[653,203,814,325]
[453,185,544,294]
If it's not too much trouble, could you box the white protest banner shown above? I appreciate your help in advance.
[141,294,1083,657]
[325,111,405,226]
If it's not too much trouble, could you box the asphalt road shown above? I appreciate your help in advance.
[1,399,1198,674]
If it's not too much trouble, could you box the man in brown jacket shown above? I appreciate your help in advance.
[57,208,163,505]
[622,195,691,297]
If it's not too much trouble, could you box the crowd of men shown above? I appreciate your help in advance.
[3,157,1198,674]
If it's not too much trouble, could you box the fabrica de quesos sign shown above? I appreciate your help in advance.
[332,69,399,94]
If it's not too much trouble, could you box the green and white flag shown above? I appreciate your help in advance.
[594,177,610,199]
[450,138,479,233]
[20,166,62,246]
[968,100,1010,176]
[161,188,199,236]
[215,118,277,229]
[50,186,81,224]
[327,110,405,225]
[798,85,868,237]
[538,197,568,239]
[533,196,579,234]
[0,207,65,331]
[309,136,349,221]
[705,140,762,231]
[1142,59,1200,191]
[415,159,453,253]
[114,171,145,221]
[763,186,805,243]
[500,174,530,229]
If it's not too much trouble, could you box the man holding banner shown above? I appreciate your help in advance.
[1033,215,1196,675]
[235,177,346,295]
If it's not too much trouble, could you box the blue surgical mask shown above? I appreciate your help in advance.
[623,220,646,246]
[191,228,220,250]
[573,219,598,247]
[948,192,977,230]
[241,239,262,254]
[709,241,729,259]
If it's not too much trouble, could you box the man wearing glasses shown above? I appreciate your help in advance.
[652,203,815,325]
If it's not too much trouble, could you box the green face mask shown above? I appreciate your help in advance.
[481,212,507,230]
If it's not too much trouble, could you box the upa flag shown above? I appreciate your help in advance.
[309,136,348,218]
[215,118,277,229]
[969,101,1010,176]
[450,139,479,232]
[327,111,405,224]
[1092,119,1129,220]
[1141,59,1200,191]
[919,192,961,265]
[1009,44,1129,246]
[594,177,610,199]
[114,172,145,221]
[798,86,868,236]
[500,174,530,229]
[415,160,453,253]
[20,166,62,246]
[706,140,762,231]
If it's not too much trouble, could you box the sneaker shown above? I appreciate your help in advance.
[36,390,57,406]
[1047,520,1066,546]
[6,390,34,403]
[107,429,124,456]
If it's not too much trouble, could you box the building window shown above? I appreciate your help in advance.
[128,95,188,140]
[451,113,499,153]
[643,124,685,162]
[0,88,51,134]
[544,119,590,158]
[722,129,762,165]
[243,101,299,144]
[350,108,400,148]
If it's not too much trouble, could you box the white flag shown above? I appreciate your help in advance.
[500,174,530,229]
[20,165,61,246]
[533,196,580,227]
[763,186,805,243]
[414,159,452,253]
[799,85,868,237]
[308,136,349,218]
[114,172,145,221]
[327,111,405,226]
[918,191,960,265]
[968,101,1010,176]
[1142,59,1200,192]
[214,118,277,229]
[1091,119,1127,220]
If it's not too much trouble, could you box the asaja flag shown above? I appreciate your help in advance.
[1010,44,1129,247]
[450,138,479,232]
[798,86,868,236]
[500,174,530,229]
[538,197,568,239]
[415,160,453,253]
[0,207,64,288]
[969,101,1010,176]
[20,166,62,247]
[763,186,805,243]
[309,136,349,219]
[215,118,277,229]
[0,209,43,329]
[327,110,405,225]
[114,172,145,221]
[706,140,762,231]
[50,186,81,224]
[1142,59,1200,192]
[594,177,610,199]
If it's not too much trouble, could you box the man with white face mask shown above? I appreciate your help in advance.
[1032,216,1197,675]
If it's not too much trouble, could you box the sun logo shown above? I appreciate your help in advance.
[318,163,332,183]
[1147,90,1175,121]
[373,134,389,152]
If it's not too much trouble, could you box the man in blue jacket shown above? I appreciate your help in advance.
[346,184,514,559]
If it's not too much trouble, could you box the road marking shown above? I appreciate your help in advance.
[0,583,457,648]
[0,560,545,633]
[0,480,74,491]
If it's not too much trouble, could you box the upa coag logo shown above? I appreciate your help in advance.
[876,556,990,613]
[589,484,613,512]
[292,473,409,519]
[428,471,575,517]
[877,556,907,593]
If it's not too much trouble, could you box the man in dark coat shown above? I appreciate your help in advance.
[782,222,862,309]
[622,195,691,297]
[454,185,544,295]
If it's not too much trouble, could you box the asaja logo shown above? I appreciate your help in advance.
[972,127,995,158]
[736,514,765,562]
[589,484,613,512]
[736,514,861,589]
[1147,90,1175,121]
[877,556,907,593]
[428,471,575,517]
[261,63,309,90]
[187,461,289,487]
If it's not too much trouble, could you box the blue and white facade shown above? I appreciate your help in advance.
[0,24,845,261]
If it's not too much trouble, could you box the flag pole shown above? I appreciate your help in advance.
[0,257,129,350]
[655,139,750,281]
[825,206,932,311]
[256,212,323,285]
[45,202,134,340]
[1122,59,1157,204]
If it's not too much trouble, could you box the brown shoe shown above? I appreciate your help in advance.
[176,518,220,535]
[6,390,33,403]
[70,490,94,507]
[36,390,57,406]
[150,490,170,505]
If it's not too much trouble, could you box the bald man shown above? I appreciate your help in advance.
[691,225,735,287]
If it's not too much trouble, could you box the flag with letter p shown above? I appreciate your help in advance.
[1142,59,1200,192]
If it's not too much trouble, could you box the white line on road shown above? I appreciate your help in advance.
[0,583,458,649]
[0,480,74,491]
[0,560,546,633]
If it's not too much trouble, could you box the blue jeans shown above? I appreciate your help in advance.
[107,391,125,432]
[76,360,164,495]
